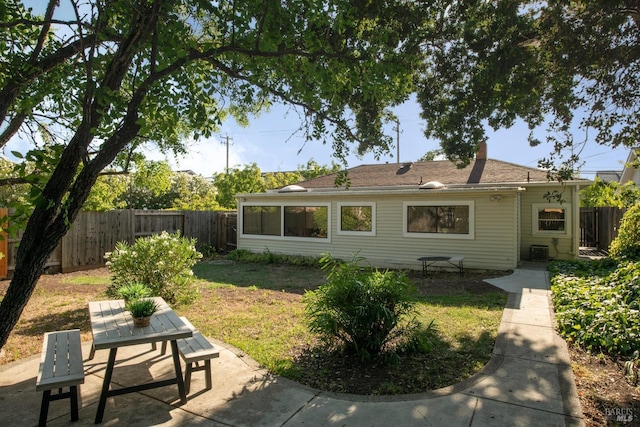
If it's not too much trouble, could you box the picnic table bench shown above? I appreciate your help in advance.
[36,329,84,427]
[418,256,464,276]
[156,316,220,394]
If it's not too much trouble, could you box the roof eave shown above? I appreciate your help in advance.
[237,185,528,198]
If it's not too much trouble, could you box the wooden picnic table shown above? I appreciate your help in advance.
[88,297,192,424]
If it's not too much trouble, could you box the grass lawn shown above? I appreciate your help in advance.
[0,260,508,395]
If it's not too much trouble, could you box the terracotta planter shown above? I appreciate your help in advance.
[133,316,152,328]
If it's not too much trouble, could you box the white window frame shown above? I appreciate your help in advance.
[239,202,331,242]
[337,202,376,236]
[240,204,282,237]
[532,203,570,236]
[403,200,475,240]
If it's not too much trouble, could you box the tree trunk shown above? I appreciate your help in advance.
[0,2,160,351]
[0,215,69,349]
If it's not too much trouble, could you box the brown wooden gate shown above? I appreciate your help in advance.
[216,212,237,253]
[579,207,625,251]
[580,207,598,247]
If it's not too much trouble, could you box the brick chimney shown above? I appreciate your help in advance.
[476,141,487,160]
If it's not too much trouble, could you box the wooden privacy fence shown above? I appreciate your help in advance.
[2,209,237,279]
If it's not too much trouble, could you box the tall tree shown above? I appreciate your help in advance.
[296,159,343,180]
[169,172,219,211]
[213,163,266,209]
[580,177,640,209]
[0,0,426,349]
[120,160,174,209]
[415,1,640,179]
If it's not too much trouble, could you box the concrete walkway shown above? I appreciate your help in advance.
[0,267,584,426]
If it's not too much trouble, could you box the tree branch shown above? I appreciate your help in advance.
[0,112,27,146]
[205,57,360,143]
[0,33,101,144]
[30,0,57,60]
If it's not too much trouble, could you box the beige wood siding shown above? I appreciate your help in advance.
[519,186,577,260]
[238,190,519,271]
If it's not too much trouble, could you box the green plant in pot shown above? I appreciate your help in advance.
[126,298,159,327]
[117,283,152,303]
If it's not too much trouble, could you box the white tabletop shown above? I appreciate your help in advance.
[89,297,192,350]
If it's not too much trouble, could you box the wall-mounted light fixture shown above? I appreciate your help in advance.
[490,194,503,201]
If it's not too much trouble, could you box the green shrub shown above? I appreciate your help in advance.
[303,253,421,361]
[550,259,640,355]
[227,248,320,266]
[105,231,202,305]
[609,204,640,260]
[197,244,218,260]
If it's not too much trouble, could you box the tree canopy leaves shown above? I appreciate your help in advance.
[0,0,427,350]
[416,0,640,178]
[580,177,640,208]
[1,0,638,352]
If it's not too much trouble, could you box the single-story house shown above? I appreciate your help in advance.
[620,148,640,186]
[236,144,591,272]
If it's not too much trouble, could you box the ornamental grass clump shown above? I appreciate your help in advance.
[126,297,159,318]
[117,282,152,303]
[105,231,202,305]
[303,253,425,362]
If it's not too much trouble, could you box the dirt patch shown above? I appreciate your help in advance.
[405,269,506,296]
[568,346,640,426]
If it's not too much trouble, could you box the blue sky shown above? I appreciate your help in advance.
[6,1,632,180]
[142,96,631,179]
[4,94,630,180]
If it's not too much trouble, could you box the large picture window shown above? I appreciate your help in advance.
[338,203,375,236]
[240,203,329,240]
[284,206,328,238]
[242,206,281,236]
[404,201,474,239]
[533,204,569,235]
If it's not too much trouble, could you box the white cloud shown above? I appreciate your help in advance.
[143,137,246,177]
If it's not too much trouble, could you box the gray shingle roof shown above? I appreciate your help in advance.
[296,159,573,189]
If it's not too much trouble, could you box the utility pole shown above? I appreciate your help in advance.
[393,118,400,163]
[221,134,233,174]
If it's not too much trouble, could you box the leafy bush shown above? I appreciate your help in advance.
[550,259,640,355]
[105,231,202,305]
[303,253,422,361]
[609,204,640,260]
[227,248,321,266]
[197,244,218,260]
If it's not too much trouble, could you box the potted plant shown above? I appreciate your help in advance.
[126,298,159,327]
[117,283,152,303]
